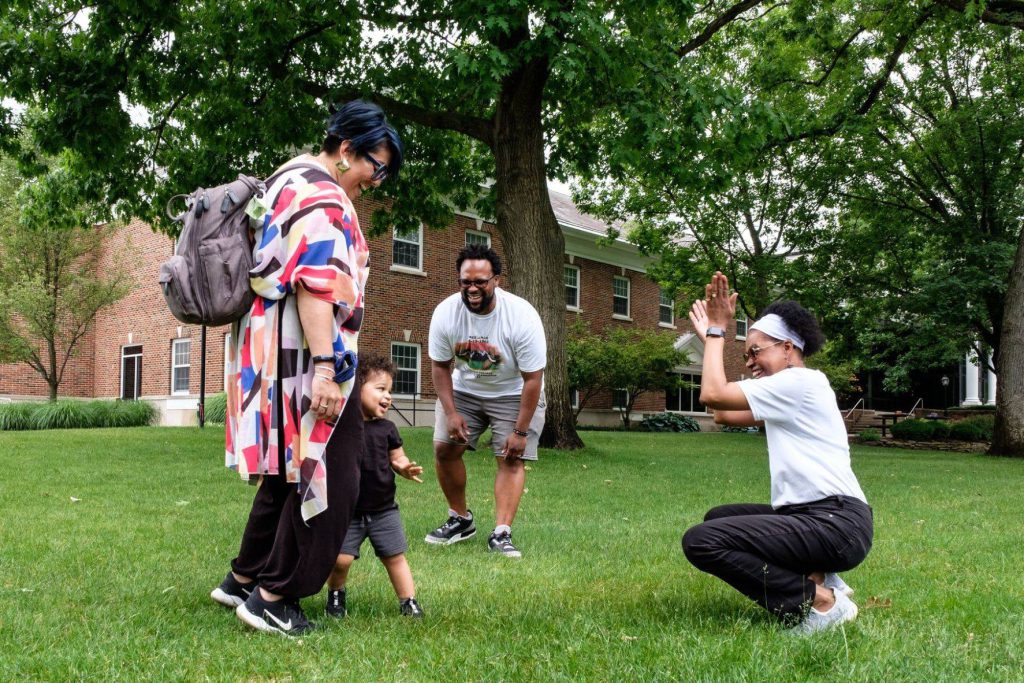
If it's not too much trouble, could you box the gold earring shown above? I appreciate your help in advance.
[336,156,350,174]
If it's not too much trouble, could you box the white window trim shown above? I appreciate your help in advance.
[390,342,421,397]
[565,264,581,312]
[736,314,748,340]
[570,388,579,410]
[392,224,424,274]
[666,371,709,414]
[171,338,191,396]
[120,344,142,401]
[465,229,491,247]
[612,276,631,320]
[659,289,676,328]
[612,387,629,410]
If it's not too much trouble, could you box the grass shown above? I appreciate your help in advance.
[1,428,1022,681]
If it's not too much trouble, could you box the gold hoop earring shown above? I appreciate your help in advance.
[336,156,351,174]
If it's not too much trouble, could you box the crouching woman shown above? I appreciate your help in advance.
[682,271,872,635]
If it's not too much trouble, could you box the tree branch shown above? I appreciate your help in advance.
[933,0,1024,29]
[677,0,767,58]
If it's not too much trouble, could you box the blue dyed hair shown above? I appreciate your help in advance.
[324,99,404,180]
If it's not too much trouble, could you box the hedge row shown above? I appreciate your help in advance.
[0,399,157,431]
[890,415,994,442]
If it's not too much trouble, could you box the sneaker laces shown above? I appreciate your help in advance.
[441,515,464,532]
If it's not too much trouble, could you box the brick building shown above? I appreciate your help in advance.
[0,189,749,427]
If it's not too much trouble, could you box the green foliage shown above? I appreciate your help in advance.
[204,393,227,425]
[0,400,156,431]
[950,415,995,442]
[858,428,881,442]
[890,419,938,441]
[639,413,701,433]
[0,402,36,431]
[930,421,952,440]
[30,400,93,430]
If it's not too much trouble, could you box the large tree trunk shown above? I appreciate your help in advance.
[492,57,584,450]
[990,227,1024,456]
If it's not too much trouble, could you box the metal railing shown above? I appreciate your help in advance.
[906,397,923,418]
[842,398,865,420]
[389,393,435,427]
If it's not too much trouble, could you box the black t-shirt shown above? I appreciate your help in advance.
[354,418,404,513]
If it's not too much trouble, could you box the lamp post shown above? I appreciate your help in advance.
[941,375,950,414]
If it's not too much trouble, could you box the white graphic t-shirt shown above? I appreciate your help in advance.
[428,287,546,398]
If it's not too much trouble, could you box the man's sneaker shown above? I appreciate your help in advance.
[399,597,424,618]
[325,589,347,618]
[487,530,522,558]
[425,511,476,545]
[824,572,854,597]
[210,571,253,608]
[787,589,858,636]
[236,589,316,637]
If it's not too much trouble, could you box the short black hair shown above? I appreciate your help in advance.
[322,99,404,180]
[357,353,396,383]
[456,243,502,276]
[757,300,826,357]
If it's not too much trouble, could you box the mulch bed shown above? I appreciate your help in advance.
[857,438,990,453]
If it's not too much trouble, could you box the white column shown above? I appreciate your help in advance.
[986,354,997,405]
[962,352,982,406]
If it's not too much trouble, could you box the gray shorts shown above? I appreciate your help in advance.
[433,391,546,461]
[339,507,408,559]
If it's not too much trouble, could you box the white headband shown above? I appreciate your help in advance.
[749,314,805,351]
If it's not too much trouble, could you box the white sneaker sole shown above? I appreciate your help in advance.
[424,528,476,545]
[236,603,295,636]
[211,587,247,608]
[489,548,522,558]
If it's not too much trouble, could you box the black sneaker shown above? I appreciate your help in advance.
[325,589,347,618]
[236,589,316,637]
[210,571,254,608]
[399,597,424,618]
[424,511,476,545]
[487,530,522,558]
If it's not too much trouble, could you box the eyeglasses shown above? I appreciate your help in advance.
[362,152,388,182]
[742,340,784,363]
[458,275,497,288]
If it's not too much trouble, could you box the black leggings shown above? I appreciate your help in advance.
[682,496,873,621]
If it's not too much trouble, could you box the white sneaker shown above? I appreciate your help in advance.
[787,589,858,636]
[824,572,854,597]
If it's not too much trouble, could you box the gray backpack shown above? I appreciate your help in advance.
[160,174,266,327]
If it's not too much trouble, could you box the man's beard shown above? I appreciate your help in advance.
[461,289,495,312]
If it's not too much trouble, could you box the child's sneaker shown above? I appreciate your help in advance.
[824,573,854,597]
[399,597,424,618]
[787,589,858,636]
[325,589,347,618]
[487,530,522,558]
[425,511,476,545]
[236,589,316,637]
[210,571,253,608]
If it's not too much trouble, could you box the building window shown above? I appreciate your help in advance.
[659,289,675,326]
[392,225,423,270]
[570,388,579,410]
[121,345,143,401]
[391,342,421,396]
[612,388,628,409]
[613,276,630,318]
[465,229,491,247]
[666,373,705,413]
[171,339,191,395]
[736,313,748,340]
[564,265,580,309]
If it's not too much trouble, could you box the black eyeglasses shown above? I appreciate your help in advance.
[458,275,497,288]
[742,340,784,363]
[362,152,388,182]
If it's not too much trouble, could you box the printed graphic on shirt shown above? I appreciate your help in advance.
[454,338,503,375]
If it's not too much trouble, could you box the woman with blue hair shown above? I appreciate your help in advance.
[212,100,403,636]
[682,271,873,635]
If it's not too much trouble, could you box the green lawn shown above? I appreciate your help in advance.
[1,428,1021,682]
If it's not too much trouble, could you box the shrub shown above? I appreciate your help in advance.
[929,421,951,440]
[858,428,881,442]
[721,425,760,434]
[32,400,94,430]
[950,414,994,442]
[639,413,701,433]
[890,419,937,441]
[117,400,158,427]
[0,402,38,431]
[204,393,227,424]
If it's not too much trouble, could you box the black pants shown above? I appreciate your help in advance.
[682,496,873,621]
[230,389,363,599]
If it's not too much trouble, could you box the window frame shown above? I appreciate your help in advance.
[391,224,424,273]
[170,338,191,396]
[612,275,631,319]
[659,288,675,327]
[120,345,143,401]
[390,342,421,397]
[666,372,707,414]
[736,313,748,340]
[564,264,581,311]
[465,229,491,247]
[612,387,629,410]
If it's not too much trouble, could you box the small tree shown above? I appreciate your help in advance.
[0,157,130,400]
[568,323,691,429]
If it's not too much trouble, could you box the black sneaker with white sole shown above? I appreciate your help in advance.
[424,511,476,545]
[236,589,316,637]
[325,589,347,618]
[487,530,522,558]
[399,597,424,618]
[210,571,254,608]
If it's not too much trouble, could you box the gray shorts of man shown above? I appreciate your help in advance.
[433,390,546,461]
[339,508,408,559]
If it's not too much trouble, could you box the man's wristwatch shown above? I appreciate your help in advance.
[706,326,726,338]
[311,354,335,364]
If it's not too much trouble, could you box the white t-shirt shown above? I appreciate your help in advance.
[428,287,547,398]
[737,367,867,508]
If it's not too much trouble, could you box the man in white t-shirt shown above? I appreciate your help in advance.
[424,244,546,558]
